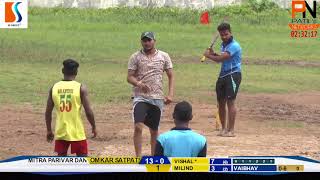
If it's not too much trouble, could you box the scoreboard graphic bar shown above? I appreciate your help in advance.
[0,156,318,174]
[209,158,277,172]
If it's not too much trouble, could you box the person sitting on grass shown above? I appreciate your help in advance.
[154,101,207,157]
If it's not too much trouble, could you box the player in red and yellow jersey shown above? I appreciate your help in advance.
[45,59,97,156]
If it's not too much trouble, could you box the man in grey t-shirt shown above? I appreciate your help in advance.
[127,32,174,156]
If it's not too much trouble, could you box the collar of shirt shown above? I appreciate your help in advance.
[140,49,159,56]
[171,127,192,131]
[222,36,234,48]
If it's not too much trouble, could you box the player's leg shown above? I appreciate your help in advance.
[71,140,88,157]
[134,123,144,156]
[133,102,149,157]
[149,128,158,156]
[226,99,236,136]
[225,72,242,137]
[145,105,161,156]
[218,99,227,135]
[55,140,70,156]
[216,77,227,136]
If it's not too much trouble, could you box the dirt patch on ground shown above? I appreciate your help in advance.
[247,59,320,67]
[0,92,319,160]
[174,56,320,67]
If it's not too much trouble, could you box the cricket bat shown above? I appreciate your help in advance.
[200,33,220,62]
[215,106,221,131]
[200,17,228,62]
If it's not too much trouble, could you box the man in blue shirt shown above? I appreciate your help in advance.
[155,101,207,157]
[204,23,242,137]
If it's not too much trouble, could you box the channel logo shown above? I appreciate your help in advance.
[5,2,22,23]
[0,0,28,28]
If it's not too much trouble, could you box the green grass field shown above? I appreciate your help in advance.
[0,7,319,105]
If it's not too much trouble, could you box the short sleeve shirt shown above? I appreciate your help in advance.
[219,38,242,78]
[128,49,173,99]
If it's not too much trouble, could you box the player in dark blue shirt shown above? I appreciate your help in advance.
[204,23,242,137]
[155,101,207,157]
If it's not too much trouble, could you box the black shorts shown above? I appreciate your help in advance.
[133,102,161,130]
[216,72,242,102]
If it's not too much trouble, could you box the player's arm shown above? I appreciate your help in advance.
[127,70,149,93]
[127,70,140,86]
[45,88,54,142]
[80,84,97,138]
[197,143,207,157]
[165,68,174,104]
[204,49,231,63]
[154,140,164,156]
